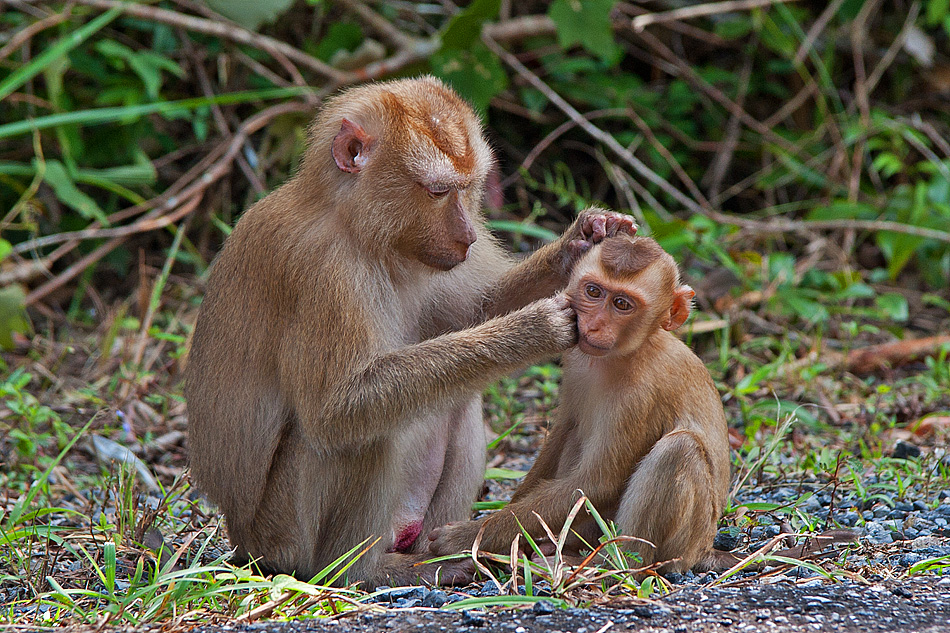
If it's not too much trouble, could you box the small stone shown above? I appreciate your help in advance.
[388,586,425,601]
[477,581,500,597]
[532,600,556,615]
[394,598,421,608]
[713,526,741,551]
[914,500,929,512]
[664,572,686,584]
[865,522,894,545]
[839,511,860,527]
[460,610,485,627]
[892,440,921,460]
[422,590,448,608]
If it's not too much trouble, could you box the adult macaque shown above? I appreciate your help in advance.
[185,76,635,586]
[429,235,730,571]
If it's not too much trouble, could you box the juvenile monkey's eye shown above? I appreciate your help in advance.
[585,284,602,299]
[613,297,634,311]
[424,184,451,198]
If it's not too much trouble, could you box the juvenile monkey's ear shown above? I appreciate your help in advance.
[332,118,374,174]
[663,285,695,331]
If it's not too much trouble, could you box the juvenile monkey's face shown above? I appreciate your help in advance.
[569,275,643,356]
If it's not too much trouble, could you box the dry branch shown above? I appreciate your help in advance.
[632,0,798,31]
[845,335,950,374]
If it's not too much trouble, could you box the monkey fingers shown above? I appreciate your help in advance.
[602,212,637,238]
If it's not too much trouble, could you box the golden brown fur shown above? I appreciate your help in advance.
[185,77,635,586]
[428,236,730,572]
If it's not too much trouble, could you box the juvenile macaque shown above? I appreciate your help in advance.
[429,235,730,571]
[185,76,635,585]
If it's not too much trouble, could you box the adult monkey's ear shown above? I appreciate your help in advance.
[663,285,695,331]
[332,118,374,174]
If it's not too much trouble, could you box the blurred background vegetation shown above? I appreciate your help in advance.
[2,0,950,624]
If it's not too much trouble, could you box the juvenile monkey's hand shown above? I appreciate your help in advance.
[427,520,483,557]
[560,207,637,271]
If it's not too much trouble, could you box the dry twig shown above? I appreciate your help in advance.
[632,0,798,31]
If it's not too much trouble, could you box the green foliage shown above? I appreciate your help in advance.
[0,283,29,350]
[433,0,507,112]
[201,0,296,30]
[1,369,71,469]
[548,0,620,63]
[431,44,508,113]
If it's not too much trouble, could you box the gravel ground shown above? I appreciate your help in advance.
[128,577,950,633]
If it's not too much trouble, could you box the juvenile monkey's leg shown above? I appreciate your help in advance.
[416,397,487,546]
[615,429,720,572]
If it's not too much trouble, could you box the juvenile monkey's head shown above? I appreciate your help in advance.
[306,76,493,271]
[566,235,694,357]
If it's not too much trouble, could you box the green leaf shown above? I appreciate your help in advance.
[548,0,620,62]
[806,201,878,221]
[876,230,925,279]
[431,43,508,113]
[714,18,754,40]
[778,288,829,323]
[41,160,109,224]
[314,22,363,62]
[0,285,30,350]
[201,0,295,30]
[95,40,184,100]
[875,293,909,322]
[486,220,559,242]
[485,467,527,480]
[0,87,312,139]
[441,0,501,49]
[0,239,12,261]
[927,0,950,25]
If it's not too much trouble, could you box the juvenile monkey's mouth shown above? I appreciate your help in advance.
[578,336,610,356]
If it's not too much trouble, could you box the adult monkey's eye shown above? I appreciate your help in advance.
[613,297,633,311]
[585,284,602,298]
[425,184,451,198]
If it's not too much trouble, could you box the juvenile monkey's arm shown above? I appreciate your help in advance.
[510,418,577,500]
[481,209,636,318]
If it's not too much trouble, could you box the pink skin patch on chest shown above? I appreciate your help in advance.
[389,520,424,553]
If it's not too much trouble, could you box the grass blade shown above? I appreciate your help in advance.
[0,7,122,102]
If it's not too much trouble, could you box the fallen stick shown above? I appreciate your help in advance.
[845,334,950,374]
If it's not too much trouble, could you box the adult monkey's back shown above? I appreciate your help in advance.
[185,77,635,585]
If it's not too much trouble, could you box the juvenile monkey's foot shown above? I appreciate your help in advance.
[426,520,482,557]
[424,558,476,586]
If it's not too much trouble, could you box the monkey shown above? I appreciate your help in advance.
[427,234,731,572]
[184,76,636,587]
[428,234,856,572]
